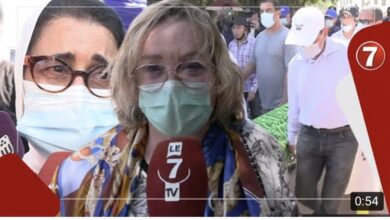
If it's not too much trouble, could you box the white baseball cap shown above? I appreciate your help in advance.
[285,7,325,46]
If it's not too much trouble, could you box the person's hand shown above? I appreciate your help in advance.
[288,143,296,159]
[247,91,256,102]
[250,19,260,30]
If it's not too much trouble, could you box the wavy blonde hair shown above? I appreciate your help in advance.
[110,0,244,131]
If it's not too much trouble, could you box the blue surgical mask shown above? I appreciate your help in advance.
[281,18,289,26]
[139,80,213,137]
[357,22,368,29]
[341,24,354,33]
[261,12,275,28]
[325,19,335,28]
[17,81,118,155]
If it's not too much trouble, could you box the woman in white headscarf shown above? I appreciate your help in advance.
[13,0,124,173]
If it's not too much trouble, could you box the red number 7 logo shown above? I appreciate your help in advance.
[356,41,386,71]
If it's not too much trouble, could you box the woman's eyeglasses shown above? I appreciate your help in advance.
[24,55,110,98]
[133,60,215,92]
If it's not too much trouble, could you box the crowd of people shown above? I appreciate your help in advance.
[217,2,385,119]
[224,1,385,215]
[0,0,387,217]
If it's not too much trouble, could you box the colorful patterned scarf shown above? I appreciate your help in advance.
[53,123,269,216]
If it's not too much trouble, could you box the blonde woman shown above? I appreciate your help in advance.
[52,0,296,216]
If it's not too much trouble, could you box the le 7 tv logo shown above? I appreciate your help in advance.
[356,41,386,71]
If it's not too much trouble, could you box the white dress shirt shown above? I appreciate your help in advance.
[331,27,360,46]
[287,38,350,145]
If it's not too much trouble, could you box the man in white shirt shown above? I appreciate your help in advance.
[358,6,383,27]
[331,7,359,46]
[324,8,340,36]
[285,7,358,215]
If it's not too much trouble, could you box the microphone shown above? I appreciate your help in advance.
[0,111,60,216]
[146,138,208,216]
[0,111,25,158]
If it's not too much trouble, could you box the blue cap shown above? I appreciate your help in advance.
[280,6,290,18]
[325,8,337,19]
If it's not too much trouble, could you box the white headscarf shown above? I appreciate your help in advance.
[15,0,51,120]
[13,1,50,173]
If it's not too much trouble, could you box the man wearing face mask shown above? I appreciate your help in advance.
[285,7,358,215]
[280,6,291,28]
[229,17,261,119]
[358,6,383,28]
[331,7,359,46]
[242,0,297,115]
[324,8,340,36]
